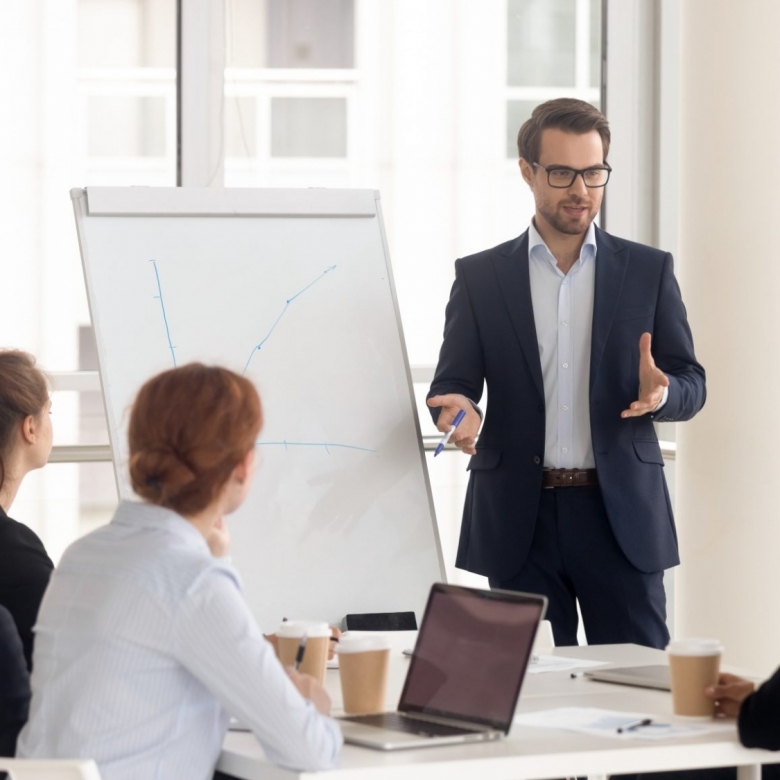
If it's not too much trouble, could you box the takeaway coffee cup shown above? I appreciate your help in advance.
[277,621,331,685]
[337,635,391,714]
[667,639,724,719]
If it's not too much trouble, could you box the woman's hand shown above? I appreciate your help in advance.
[328,626,341,660]
[285,667,332,716]
[705,673,755,718]
[205,516,231,558]
[264,626,341,660]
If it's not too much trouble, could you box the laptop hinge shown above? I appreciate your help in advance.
[400,711,497,732]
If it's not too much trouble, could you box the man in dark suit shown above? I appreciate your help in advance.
[427,98,705,649]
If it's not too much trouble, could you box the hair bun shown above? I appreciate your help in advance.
[127,364,262,515]
[129,446,196,504]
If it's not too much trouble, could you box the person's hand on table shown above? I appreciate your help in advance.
[621,332,670,418]
[426,394,482,455]
[705,673,755,718]
[285,667,332,716]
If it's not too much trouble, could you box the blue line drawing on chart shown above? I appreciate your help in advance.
[257,441,376,455]
[242,264,338,375]
[149,260,177,366]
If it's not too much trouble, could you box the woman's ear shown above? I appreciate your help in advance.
[20,415,37,445]
[234,448,256,485]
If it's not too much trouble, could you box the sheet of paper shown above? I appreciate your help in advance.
[526,654,609,675]
[513,707,737,740]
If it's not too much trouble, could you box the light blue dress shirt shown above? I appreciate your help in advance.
[528,220,598,469]
[17,500,342,780]
[527,221,667,470]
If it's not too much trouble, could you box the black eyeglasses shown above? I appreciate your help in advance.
[532,162,612,188]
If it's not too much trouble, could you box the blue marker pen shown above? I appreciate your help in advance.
[434,409,467,457]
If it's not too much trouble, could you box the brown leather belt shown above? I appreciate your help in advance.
[541,468,599,489]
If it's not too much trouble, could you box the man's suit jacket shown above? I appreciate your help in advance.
[428,227,706,580]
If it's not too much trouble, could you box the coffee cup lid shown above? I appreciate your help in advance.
[277,620,331,639]
[336,635,391,654]
[666,638,724,656]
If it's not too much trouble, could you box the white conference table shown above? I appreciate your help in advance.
[218,642,779,780]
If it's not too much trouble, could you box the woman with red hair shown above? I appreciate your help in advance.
[18,364,342,779]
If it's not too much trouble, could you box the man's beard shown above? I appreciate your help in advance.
[539,201,594,235]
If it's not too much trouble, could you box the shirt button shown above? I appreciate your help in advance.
[562,363,569,368]
[562,321,568,326]
[562,405,569,411]
[562,447,568,453]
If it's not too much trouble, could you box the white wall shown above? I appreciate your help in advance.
[675,0,780,675]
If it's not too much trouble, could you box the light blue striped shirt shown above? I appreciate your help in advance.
[17,500,342,779]
[527,221,668,469]
[529,220,598,469]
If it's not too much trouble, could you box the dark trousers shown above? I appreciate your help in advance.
[489,485,669,649]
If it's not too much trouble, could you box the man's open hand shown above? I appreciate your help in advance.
[621,332,670,418]
[427,394,482,455]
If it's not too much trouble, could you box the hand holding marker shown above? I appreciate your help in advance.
[434,409,467,457]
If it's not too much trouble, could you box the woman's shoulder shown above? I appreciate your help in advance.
[0,514,53,593]
[0,513,52,562]
[57,504,241,605]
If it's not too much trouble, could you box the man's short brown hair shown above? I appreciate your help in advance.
[517,98,610,163]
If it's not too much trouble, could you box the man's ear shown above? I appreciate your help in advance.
[518,157,534,187]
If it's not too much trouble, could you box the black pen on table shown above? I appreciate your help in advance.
[294,633,308,670]
[616,718,653,734]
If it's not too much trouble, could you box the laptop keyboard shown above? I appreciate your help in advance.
[342,712,483,737]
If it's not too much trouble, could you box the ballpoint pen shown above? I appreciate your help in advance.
[616,717,653,734]
[434,409,467,456]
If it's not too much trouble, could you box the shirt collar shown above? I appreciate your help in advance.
[111,500,211,554]
[528,218,598,269]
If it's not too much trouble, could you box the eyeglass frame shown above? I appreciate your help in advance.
[531,162,612,189]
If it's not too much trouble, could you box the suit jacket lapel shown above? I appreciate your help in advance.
[590,227,629,391]
[492,232,545,402]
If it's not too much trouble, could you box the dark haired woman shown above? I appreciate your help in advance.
[0,350,54,671]
[18,363,341,779]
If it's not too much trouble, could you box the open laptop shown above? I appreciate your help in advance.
[338,583,547,751]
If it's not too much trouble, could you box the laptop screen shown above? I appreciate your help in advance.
[398,585,545,731]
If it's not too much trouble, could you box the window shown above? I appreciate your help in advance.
[0,0,176,558]
[267,0,354,68]
[224,0,354,171]
[505,0,602,157]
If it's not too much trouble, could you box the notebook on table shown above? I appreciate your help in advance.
[338,583,547,751]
